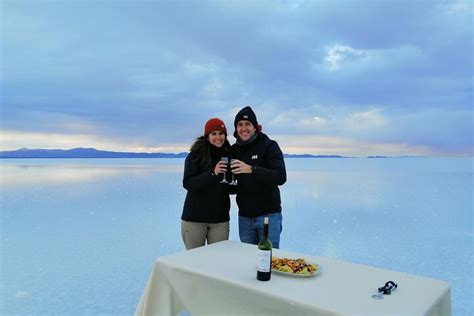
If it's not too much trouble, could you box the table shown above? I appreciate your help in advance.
[135,240,451,316]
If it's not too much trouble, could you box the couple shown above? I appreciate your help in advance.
[181,106,287,250]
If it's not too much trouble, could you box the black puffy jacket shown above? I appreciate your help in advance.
[181,142,230,223]
[231,133,286,218]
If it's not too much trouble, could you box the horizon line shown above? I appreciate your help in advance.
[0,147,466,159]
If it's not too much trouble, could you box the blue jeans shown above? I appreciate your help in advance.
[238,213,282,249]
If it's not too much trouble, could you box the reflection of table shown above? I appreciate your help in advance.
[135,241,451,316]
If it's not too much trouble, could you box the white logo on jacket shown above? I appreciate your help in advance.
[252,155,258,159]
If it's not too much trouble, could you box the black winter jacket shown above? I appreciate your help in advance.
[181,142,230,223]
[231,133,286,218]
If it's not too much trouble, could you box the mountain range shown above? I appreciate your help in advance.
[0,148,188,158]
[0,148,350,159]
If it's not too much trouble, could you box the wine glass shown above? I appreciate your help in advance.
[229,159,238,185]
[219,157,229,183]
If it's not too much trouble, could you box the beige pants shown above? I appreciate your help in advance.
[181,220,230,250]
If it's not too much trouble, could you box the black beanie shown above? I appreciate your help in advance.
[234,106,258,129]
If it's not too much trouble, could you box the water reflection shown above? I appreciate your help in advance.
[0,159,184,187]
[0,158,471,316]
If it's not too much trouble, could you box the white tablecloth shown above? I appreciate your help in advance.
[135,240,451,316]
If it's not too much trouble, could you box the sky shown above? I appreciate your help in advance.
[1,0,472,157]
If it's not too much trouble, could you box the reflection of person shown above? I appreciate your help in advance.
[181,118,231,250]
[230,106,286,248]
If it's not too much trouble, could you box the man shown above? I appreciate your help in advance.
[230,106,286,248]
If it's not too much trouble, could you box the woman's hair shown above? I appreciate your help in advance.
[190,136,229,169]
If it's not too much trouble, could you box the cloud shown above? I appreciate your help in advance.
[258,105,472,156]
[274,134,440,157]
[15,291,28,299]
[437,0,473,16]
[1,0,472,156]
[344,109,387,130]
[265,105,388,135]
[324,44,369,71]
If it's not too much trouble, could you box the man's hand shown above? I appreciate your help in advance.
[230,159,253,174]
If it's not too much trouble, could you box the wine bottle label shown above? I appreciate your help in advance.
[257,250,271,272]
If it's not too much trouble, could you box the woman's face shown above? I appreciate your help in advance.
[236,120,256,142]
[207,131,226,147]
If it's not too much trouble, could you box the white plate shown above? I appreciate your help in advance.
[271,260,322,277]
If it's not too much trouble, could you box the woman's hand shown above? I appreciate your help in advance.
[230,159,253,174]
[214,160,227,175]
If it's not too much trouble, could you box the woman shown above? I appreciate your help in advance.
[181,118,231,250]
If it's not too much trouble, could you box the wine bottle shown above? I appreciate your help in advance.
[257,216,272,281]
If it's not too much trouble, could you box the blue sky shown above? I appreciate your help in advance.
[1,0,472,156]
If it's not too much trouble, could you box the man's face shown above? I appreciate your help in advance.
[236,120,256,141]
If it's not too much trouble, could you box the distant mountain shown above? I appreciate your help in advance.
[0,148,421,159]
[283,153,346,158]
[1,148,346,158]
[0,148,188,158]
